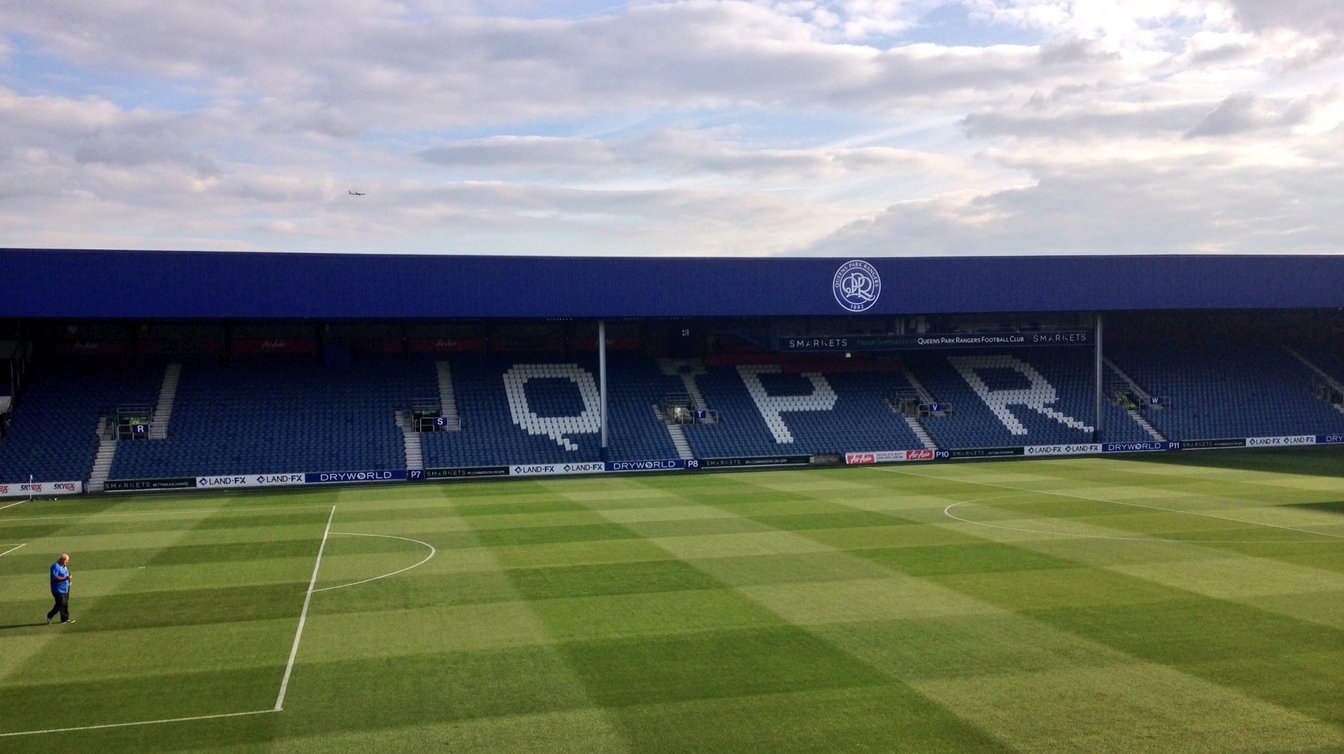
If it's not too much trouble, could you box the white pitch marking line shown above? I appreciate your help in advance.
[0,506,355,738]
[274,504,336,712]
[883,466,1344,542]
[0,543,26,558]
[311,532,436,593]
[0,709,276,739]
[0,499,27,512]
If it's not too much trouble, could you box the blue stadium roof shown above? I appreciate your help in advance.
[2,248,1340,319]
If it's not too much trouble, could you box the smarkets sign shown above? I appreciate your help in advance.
[833,260,882,312]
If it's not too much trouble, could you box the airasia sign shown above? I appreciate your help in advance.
[845,450,936,465]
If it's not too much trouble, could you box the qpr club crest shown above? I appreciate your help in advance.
[832,260,881,312]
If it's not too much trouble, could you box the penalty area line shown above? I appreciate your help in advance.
[274,504,336,712]
[0,709,276,738]
[0,507,341,738]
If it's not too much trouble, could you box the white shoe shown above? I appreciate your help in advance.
[45,616,52,625]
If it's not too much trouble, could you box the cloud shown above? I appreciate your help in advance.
[0,88,221,180]
[1,1,1342,256]
[420,136,619,176]
[73,132,221,177]
[964,103,1206,140]
[249,100,363,140]
[1185,93,1303,137]
[801,129,1344,257]
[963,89,1338,144]
[3,1,1124,130]
[418,130,951,186]
[1226,0,1344,36]
[1181,31,1258,65]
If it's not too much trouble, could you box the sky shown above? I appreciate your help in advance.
[0,0,1341,257]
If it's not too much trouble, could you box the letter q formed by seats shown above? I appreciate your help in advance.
[502,364,602,451]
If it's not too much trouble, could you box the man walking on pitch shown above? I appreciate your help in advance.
[46,553,74,625]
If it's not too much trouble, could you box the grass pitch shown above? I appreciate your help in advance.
[2,449,1343,752]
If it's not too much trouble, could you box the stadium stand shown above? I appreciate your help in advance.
[603,354,687,462]
[0,358,162,483]
[905,350,1091,447]
[421,354,684,468]
[1294,345,1344,396]
[422,356,603,468]
[5,337,1344,486]
[1106,343,1344,440]
[683,362,925,457]
[904,349,1154,447]
[109,356,436,478]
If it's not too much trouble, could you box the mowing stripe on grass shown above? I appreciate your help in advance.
[942,500,1344,544]
[274,504,336,712]
[530,479,1022,751]
[886,466,1344,541]
[592,471,1344,751]
[0,502,336,528]
[3,459,1341,751]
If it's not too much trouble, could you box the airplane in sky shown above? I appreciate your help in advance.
[348,190,365,196]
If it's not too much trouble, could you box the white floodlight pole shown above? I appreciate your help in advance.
[598,319,608,457]
[1094,313,1104,441]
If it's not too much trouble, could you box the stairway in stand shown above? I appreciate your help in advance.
[904,416,939,450]
[435,361,463,430]
[396,411,424,470]
[150,362,182,439]
[653,405,696,460]
[87,418,116,493]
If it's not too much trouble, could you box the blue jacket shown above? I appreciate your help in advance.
[50,562,70,595]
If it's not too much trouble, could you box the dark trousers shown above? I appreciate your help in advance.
[47,592,70,622]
